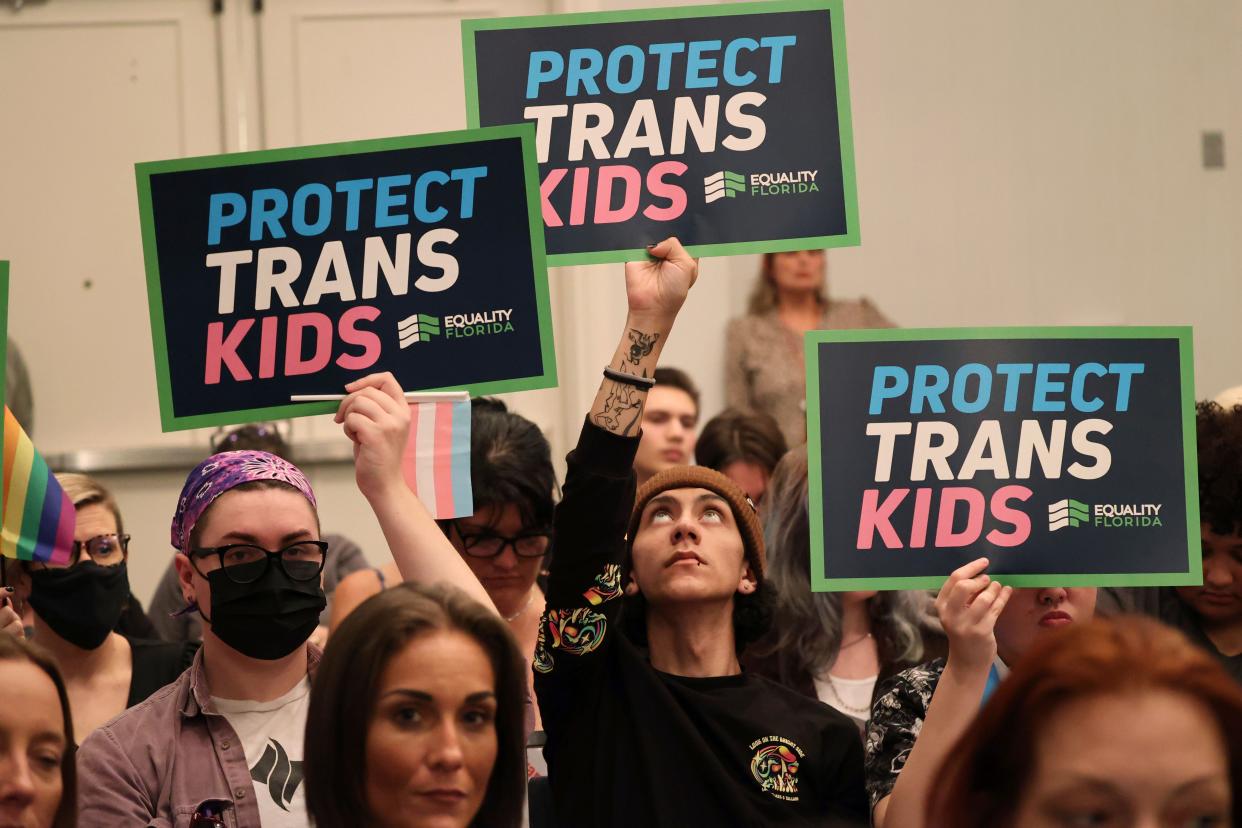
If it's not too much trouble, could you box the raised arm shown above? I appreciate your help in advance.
[871,558,1010,827]
[589,237,698,432]
[336,372,496,614]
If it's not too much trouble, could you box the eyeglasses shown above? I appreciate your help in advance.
[189,541,328,584]
[453,523,552,559]
[72,534,130,565]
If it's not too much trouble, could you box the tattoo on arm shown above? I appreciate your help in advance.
[592,380,644,436]
[626,330,661,365]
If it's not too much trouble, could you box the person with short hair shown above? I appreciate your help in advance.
[75,373,498,828]
[695,408,789,504]
[147,422,369,643]
[536,238,867,827]
[2,473,196,740]
[865,560,1096,828]
[747,449,945,730]
[0,634,76,828]
[1100,400,1242,683]
[305,581,528,828]
[725,250,893,447]
[926,616,1242,827]
[631,366,700,486]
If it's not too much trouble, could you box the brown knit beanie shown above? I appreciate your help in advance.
[626,465,766,581]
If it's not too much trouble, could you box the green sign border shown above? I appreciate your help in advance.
[462,0,859,266]
[804,325,1202,591]
[135,124,557,432]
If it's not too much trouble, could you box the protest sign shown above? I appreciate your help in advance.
[463,0,858,265]
[137,125,555,431]
[807,327,1200,590]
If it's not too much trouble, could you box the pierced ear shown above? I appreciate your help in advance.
[624,575,641,597]
[737,565,758,595]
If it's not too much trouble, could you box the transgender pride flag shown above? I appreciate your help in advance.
[2,406,74,565]
[401,392,473,519]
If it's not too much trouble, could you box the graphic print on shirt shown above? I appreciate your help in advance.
[748,736,806,802]
[583,564,621,606]
[250,739,304,811]
[533,606,608,673]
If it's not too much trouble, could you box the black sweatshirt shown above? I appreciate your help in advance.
[534,421,868,828]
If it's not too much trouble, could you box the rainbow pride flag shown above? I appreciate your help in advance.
[400,393,473,520]
[2,406,74,564]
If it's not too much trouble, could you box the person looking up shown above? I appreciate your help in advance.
[536,238,867,827]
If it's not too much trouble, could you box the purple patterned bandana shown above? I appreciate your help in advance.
[170,450,317,553]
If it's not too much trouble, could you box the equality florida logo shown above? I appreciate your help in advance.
[704,169,820,204]
[397,308,514,349]
[1047,498,1164,532]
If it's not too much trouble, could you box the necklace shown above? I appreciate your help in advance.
[504,589,536,623]
[838,632,873,650]
[823,674,873,716]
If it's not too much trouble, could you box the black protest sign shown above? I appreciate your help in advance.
[464,0,858,264]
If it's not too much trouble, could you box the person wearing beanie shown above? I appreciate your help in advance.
[534,238,867,828]
[74,373,500,827]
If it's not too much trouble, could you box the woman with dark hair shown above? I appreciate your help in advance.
[331,398,556,724]
[306,581,527,828]
[747,449,945,730]
[0,634,76,828]
[927,616,1242,827]
[694,408,788,504]
[725,250,893,447]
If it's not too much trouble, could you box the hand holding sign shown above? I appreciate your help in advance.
[935,558,1012,673]
[336,372,411,502]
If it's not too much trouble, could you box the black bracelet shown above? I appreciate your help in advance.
[603,366,656,389]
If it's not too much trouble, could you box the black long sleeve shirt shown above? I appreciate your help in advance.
[534,421,868,827]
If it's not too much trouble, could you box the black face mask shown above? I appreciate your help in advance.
[30,561,130,650]
[200,559,325,661]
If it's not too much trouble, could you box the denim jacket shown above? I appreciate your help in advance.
[76,645,321,828]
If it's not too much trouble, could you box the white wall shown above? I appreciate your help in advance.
[1,0,1239,607]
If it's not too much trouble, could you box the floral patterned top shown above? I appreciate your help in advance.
[862,658,946,811]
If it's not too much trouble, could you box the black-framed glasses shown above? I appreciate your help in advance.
[189,541,327,584]
[453,522,551,559]
[71,534,130,565]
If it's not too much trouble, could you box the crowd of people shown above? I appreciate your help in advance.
[1,242,1240,827]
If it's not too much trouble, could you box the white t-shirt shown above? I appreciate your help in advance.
[813,672,878,726]
[213,677,312,827]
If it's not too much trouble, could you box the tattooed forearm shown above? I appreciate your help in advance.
[591,380,643,436]
[626,329,661,365]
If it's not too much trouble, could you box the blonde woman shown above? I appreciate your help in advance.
[725,250,892,446]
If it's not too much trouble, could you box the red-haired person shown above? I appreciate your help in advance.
[927,616,1241,827]
[864,560,1096,828]
[1100,401,1242,684]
